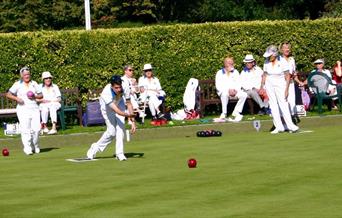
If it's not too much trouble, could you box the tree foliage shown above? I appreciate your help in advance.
[0,0,341,32]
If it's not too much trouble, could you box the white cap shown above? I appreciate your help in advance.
[263,45,278,58]
[42,71,53,79]
[243,54,255,63]
[314,59,324,64]
[143,64,153,71]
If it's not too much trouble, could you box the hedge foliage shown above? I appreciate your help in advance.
[0,18,341,109]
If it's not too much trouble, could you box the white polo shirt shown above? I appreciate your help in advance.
[263,57,290,85]
[240,66,264,90]
[9,80,42,109]
[138,76,162,96]
[100,84,129,112]
[215,68,241,95]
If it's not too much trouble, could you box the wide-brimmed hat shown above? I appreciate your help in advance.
[313,59,324,64]
[263,45,278,58]
[243,54,255,63]
[42,71,53,79]
[143,64,153,71]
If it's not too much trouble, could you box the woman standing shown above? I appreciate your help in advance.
[38,71,61,135]
[6,67,43,154]
[262,45,299,134]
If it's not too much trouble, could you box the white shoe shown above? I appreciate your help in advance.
[270,129,284,134]
[34,146,40,154]
[43,127,49,133]
[234,114,243,122]
[23,148,33,155]
[289,126,299,133]
[86,144,98,159]
[116,153,127,161]
[48,129,57,135]
[219,113,226,119]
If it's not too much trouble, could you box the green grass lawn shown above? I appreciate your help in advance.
[1,116,342,217]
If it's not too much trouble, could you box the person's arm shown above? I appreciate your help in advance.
[6,92,24,105]
[284,71,291,100]
[335,61,342,77]
[125,100,136,133]
[109,102,135,118]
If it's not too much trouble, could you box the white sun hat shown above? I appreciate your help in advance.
[143,64,153,71]
[42,71,53,80]
[263,45,278,58]
[243,54,255,63]
[313,59,324,64]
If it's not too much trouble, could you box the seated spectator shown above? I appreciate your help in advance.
[215,57,247,122]
[121,65,140,114]
[332,59,342,87]
[240,54,269,115]
[37,71,61,134]
[138,64,165,120]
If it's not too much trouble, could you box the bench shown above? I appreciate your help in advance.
[58,88,83,130]
[197,79,256,117]
[0,92,17,119]
[0,88,83,130]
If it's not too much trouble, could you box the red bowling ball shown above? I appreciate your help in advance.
[188,158,197,168]
[2,148,9,157]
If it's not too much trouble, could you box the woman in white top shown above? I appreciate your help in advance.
[37,71,61,135]
[262,45,299,134]
[6,67,43,155]
[280,42,304,123]
[138,64,165,120]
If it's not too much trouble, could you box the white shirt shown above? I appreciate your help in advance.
[100,84,127,112]
[282,56,296,75]
[263,57,290,84]
[138,76,163,96]
[215,68,241,95]
[9,80,42,109]
[121,75,137,96]
[40,84,61,102]
[240,66,264,90]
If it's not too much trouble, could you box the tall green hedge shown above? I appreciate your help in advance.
[0,19,341,108]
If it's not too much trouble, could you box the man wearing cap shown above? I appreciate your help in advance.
[261,45,299,134]
[309,59,337,101]
[6,67,43,155]
[86,75,136,161]
[138,64,165,120]
[215,57,247,122]
[240,54,269,115]
[37,71,61,135]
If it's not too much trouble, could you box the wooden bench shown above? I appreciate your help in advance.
[0,92,17,119]
[197,79,256,117]
[0,88,83,130]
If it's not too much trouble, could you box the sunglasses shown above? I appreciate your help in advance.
[44,77,52,80]
[128,69,134,72]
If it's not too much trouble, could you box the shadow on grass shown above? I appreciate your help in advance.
[97,152,144,159]
[40,147,60,153]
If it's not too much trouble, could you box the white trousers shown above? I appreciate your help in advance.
[287,82,296,115]
[91,101,126,156]
[140,93,162,116]
[265,79,298,131]
[40,102,61,123]
[17,107,41,152]
[245,89,268,108]
[220,90,247,115]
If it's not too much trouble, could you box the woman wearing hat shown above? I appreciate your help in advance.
[240,54,269,115]
[6,67,43,155]
[138,64,165,120]
[261,45,299,134]
[37,71,61,135]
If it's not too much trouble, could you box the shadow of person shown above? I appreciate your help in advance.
[97,152,145,159]
[40,147,60,153]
